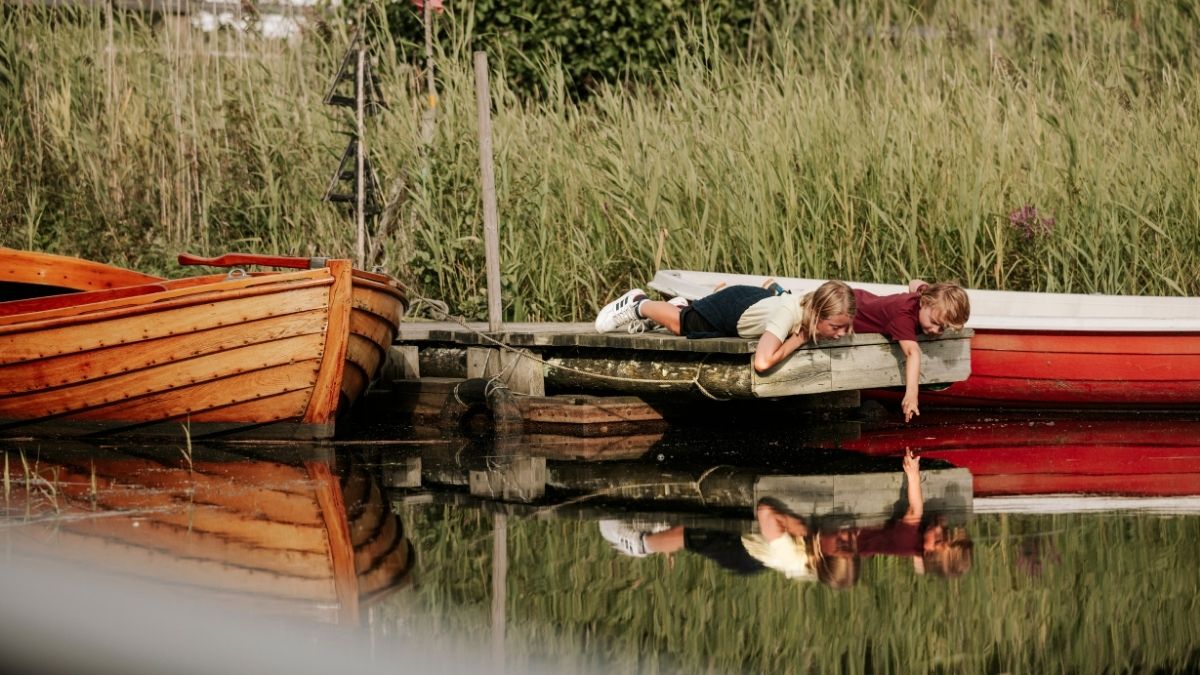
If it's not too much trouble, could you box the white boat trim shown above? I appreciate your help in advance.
[972,495,1200,515]
[649,269,1200,332]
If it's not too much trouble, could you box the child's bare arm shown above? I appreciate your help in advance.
[903,448,924,522]
[898,339,921,422]
[752,332,805,373]
[908,279,929,293]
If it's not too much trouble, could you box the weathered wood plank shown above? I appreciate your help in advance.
[755,468,974,527]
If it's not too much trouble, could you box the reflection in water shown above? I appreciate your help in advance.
[0,441,412,625]
[829,413,1200,506]
[4,414,1200,674]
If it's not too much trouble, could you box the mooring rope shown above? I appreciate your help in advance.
[407,292,732,401]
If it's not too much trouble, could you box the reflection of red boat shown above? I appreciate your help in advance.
[650,270,1200,408]
[829,417,1200,497]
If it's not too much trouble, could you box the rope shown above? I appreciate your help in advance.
[694,464,734,505]
[407,291,732,401]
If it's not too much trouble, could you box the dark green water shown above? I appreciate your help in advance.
[1,413,1198,674]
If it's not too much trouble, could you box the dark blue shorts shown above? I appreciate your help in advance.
[684,285,774,338]
[684,528,766,576]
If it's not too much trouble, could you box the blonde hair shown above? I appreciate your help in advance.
[799,280,857,344]
[919,282,971,329]
[922,527,974,578]
[807,533,861,590]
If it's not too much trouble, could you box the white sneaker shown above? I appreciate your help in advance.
[627,319,652,334]
[594,288,647,333]
[597,519,670,558]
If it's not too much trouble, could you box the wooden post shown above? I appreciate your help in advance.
[474,51,503,333]
[420,0,436,146]
[355,41,367,270]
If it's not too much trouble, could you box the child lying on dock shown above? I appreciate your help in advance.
[594,281,856,373]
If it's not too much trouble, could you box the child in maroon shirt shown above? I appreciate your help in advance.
[852,280,971,422]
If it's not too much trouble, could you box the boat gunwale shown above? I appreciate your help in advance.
[0,272,333,334]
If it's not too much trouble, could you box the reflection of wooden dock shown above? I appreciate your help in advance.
[380,435,973,524]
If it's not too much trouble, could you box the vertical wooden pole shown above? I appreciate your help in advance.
[474,51,503,333]
[420,0,436,147]
[491,513,508,669]
[355,40,367,270]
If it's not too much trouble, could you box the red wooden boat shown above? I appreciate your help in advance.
[0,248,406,439]
[650,270,1200,408]
[826,415,1200,497]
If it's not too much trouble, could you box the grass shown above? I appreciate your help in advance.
[382,504,1200,674]
[2,1,1199,320]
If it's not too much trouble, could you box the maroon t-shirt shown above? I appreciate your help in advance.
[852,288,922,342]
[856,519,922,558]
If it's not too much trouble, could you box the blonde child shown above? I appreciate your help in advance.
[595,281,856,373]
[852,280,970,422]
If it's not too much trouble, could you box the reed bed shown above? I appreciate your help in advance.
[383,505,1200,674]
[2,2,1199,320]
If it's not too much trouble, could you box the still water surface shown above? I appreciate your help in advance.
[1,413,1198,674]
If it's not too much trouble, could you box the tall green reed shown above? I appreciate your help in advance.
[2,1,1198,319]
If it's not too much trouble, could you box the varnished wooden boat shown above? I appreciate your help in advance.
[650,269,1200,408]
[0,443,411,624]
[0,248,406,439]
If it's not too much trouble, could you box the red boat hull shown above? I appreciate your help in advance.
[836,418,1200,497]
[891,330,1200,407]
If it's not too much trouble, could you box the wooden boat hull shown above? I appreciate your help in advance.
[650,269,1200,408]
[0,249,407,439]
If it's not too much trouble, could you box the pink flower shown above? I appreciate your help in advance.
[1008,204,1055,240]
[411,0,445,14]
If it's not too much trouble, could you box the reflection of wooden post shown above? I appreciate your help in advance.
[491,513,507,668]
[474,51,503,333]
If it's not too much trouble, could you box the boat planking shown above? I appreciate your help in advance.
[0,248,406,439]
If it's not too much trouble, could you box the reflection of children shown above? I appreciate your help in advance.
[816,449,974,580]
[852,280,970,422]
[595,282,856,373]
[598,501,818,581]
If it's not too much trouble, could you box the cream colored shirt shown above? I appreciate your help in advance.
[741,532,815,580]
[736,294,805,343]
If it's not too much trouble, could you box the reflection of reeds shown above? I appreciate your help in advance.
[4,2,1200,310]
[382,507,1200,673]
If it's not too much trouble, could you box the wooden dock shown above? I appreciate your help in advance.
[387,322,971,398]
[371,321,971,434]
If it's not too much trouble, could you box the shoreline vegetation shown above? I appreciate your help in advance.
[2,2,1198,322]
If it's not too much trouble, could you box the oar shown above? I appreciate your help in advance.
[177,253,329,270]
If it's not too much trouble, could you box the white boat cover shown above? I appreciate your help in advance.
[649,270,1200,332]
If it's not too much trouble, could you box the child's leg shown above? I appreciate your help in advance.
[638,300,683,335]
[643,525,686,553]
